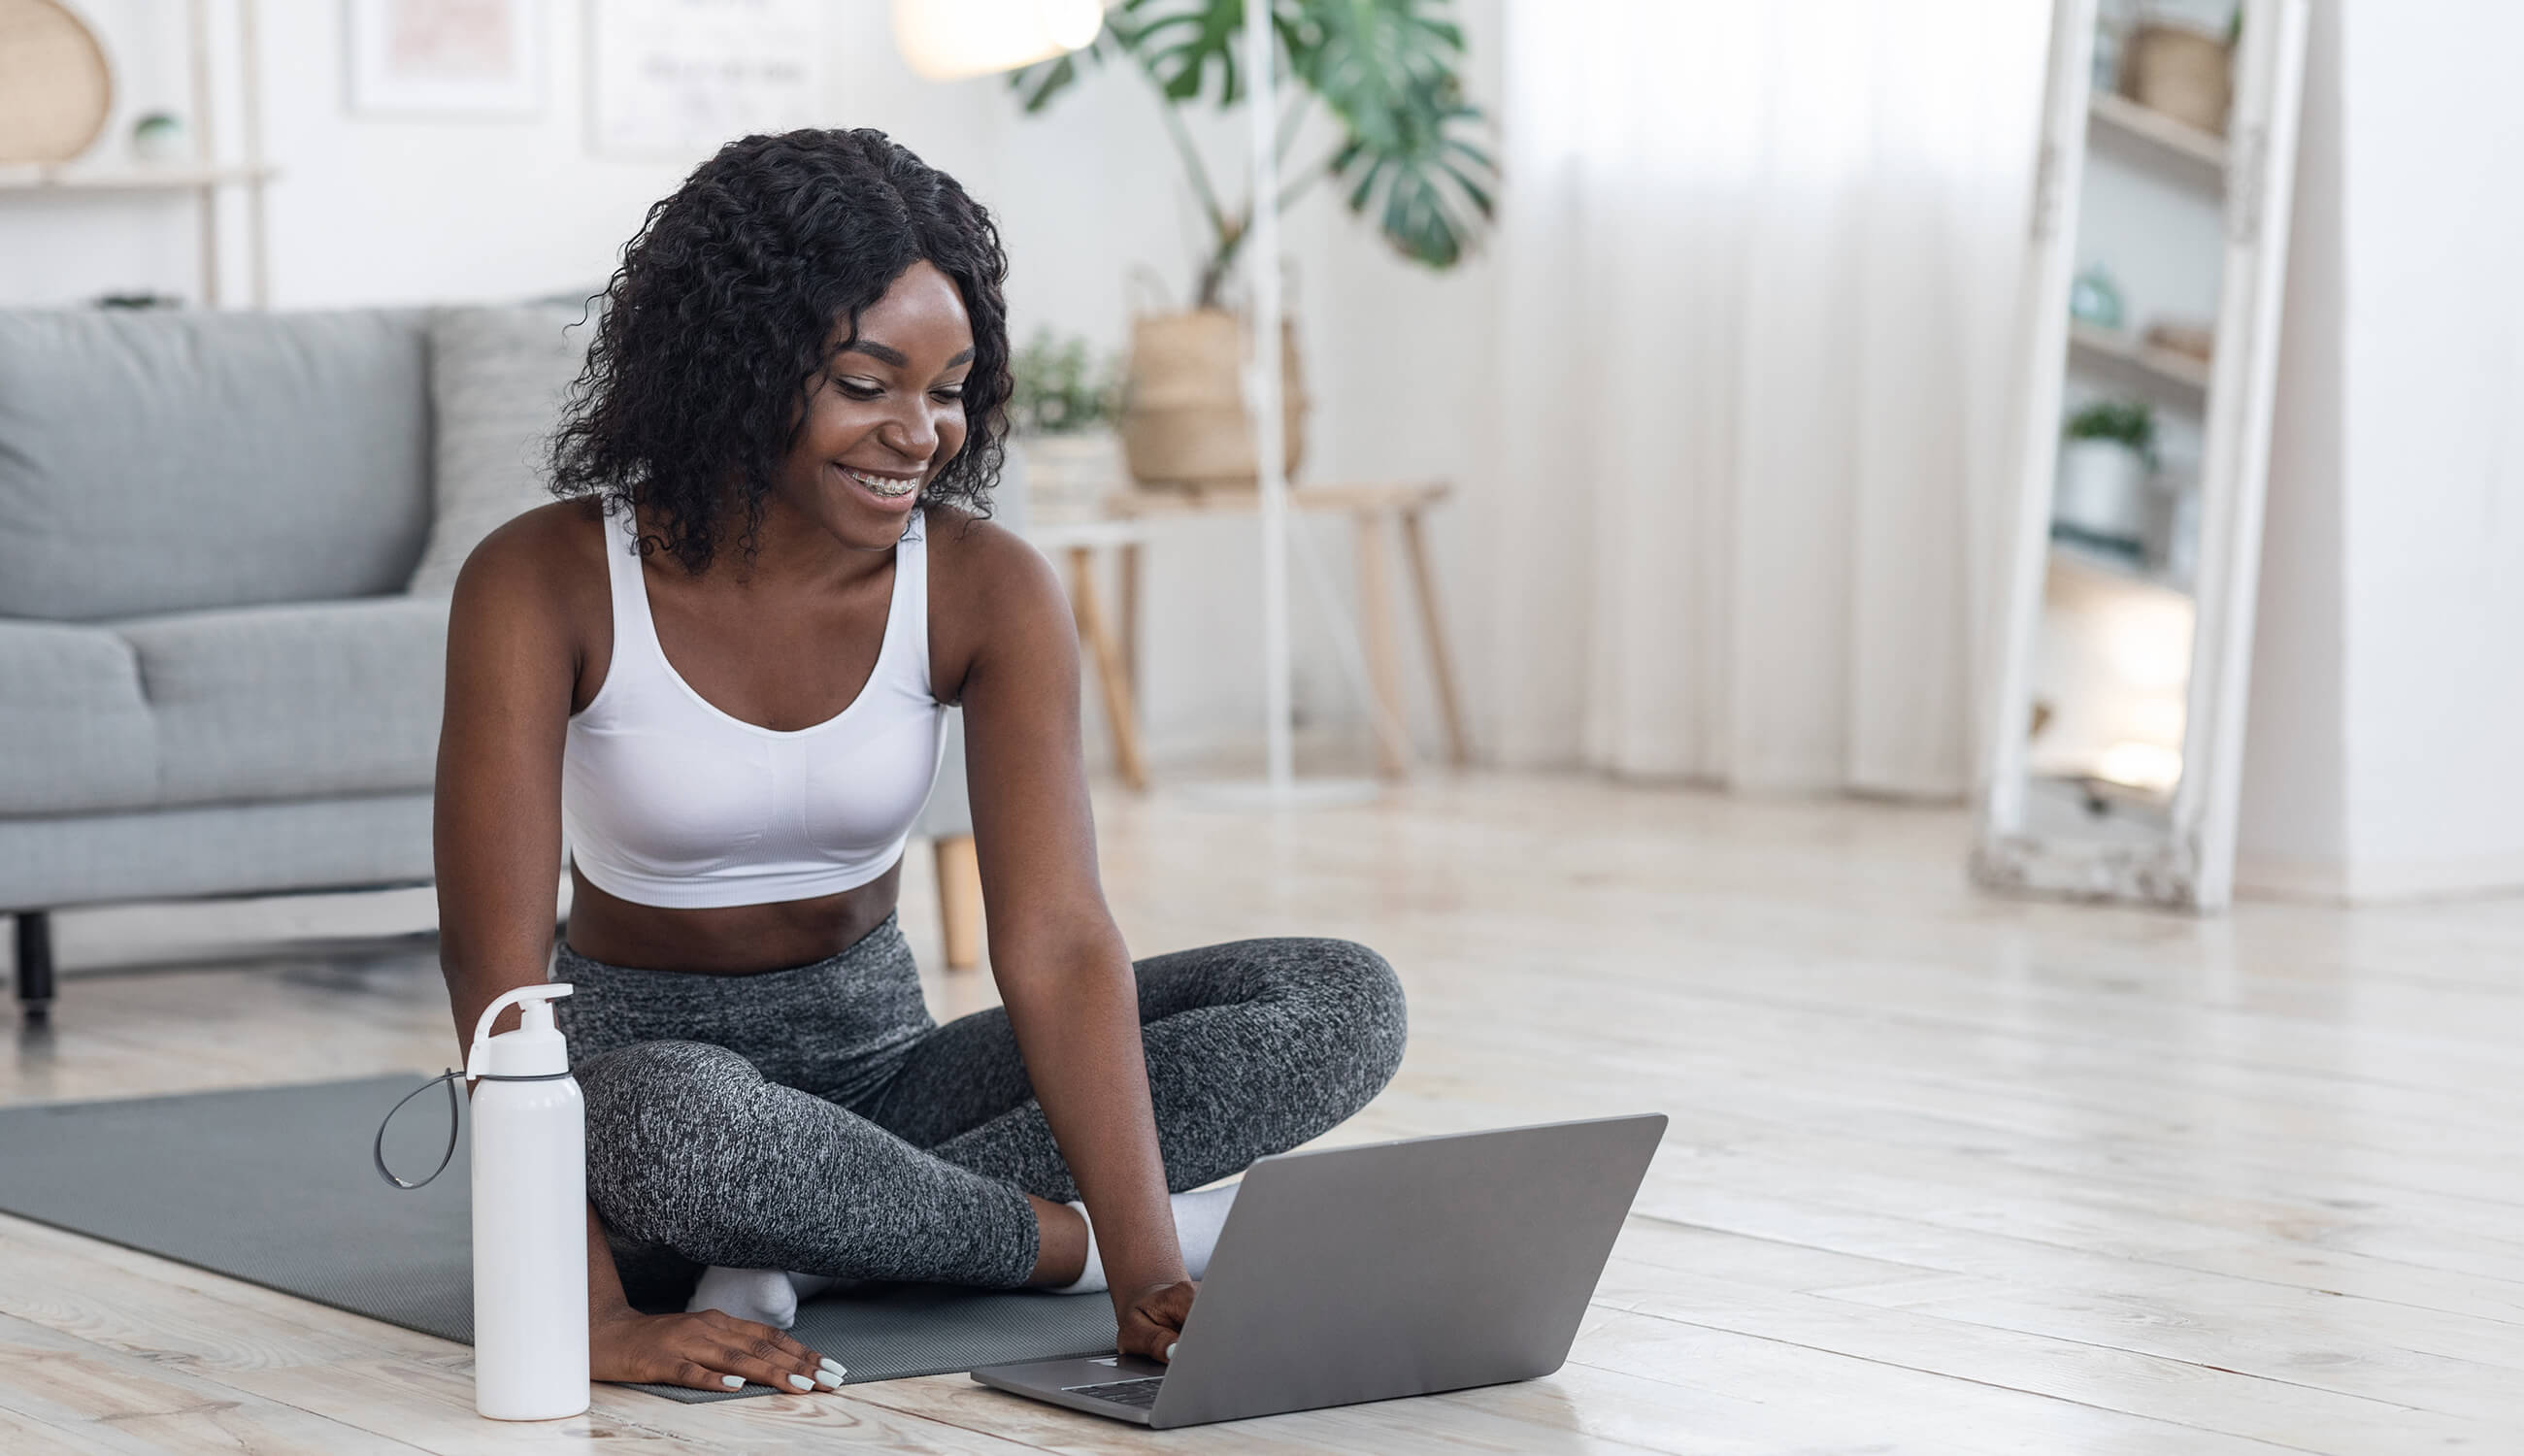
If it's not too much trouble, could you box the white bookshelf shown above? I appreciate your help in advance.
[2054,79,2227,618]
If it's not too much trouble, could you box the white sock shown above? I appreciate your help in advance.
[1173,1183,1239,1281]
[1054,1203,1109,1295]
[1053,1183,1241,1295]
[685,1267,838,1329]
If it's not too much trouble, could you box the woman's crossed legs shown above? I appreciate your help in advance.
[576,934,1407,1307]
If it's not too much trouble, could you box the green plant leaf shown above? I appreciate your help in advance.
[1297,0,1497,268]
[1009,328,1125,435]
[1011,0,1499,290]
[1437,155,1492,217]
[2063,398,2159,468]
[1130,0,1248,105]
[1008,51,1082,113]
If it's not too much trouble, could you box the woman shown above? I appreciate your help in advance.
[434,127,1407,1396]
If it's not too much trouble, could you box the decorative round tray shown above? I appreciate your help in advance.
[0,0,114,166]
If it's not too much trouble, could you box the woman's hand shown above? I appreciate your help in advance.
[590,1304,844,1394]
[1116,1280,1198,1363]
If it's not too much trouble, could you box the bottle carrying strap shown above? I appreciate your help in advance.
[373,1067,575,1191]
[374,1070,462,1190]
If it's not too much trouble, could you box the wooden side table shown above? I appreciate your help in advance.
[1098,480,1471,778]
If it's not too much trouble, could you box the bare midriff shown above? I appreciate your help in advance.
[561,861,905,976]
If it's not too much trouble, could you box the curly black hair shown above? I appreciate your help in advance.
[550,128,1011,573]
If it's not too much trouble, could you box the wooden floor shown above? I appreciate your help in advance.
[2,774,2518,1454]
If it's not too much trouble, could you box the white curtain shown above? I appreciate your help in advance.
[1474,0,2050,795]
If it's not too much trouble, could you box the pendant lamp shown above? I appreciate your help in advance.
[891,0,1106,82]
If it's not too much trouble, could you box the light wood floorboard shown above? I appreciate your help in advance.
[2,774,2516,1453]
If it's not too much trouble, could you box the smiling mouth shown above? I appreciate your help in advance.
[841,466,922,499]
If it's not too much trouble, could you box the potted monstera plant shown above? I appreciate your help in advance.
[1013,0,1496,488]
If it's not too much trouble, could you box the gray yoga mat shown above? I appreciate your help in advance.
[0,1075,1116,1403]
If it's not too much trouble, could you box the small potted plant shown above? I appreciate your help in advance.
[1008,328,1126,523]
[2054,399,2157,552]
[131,112,190,165]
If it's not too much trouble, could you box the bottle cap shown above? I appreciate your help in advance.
[465,983,575,1080]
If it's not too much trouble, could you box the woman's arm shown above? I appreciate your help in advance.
[950,527,1188,1355]
[434,514,576,1046]
[435,511,833,1396]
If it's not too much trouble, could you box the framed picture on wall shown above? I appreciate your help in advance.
[587,0,824,158]
[346,0,546,117]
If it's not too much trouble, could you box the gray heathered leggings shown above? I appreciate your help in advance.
[554,915,1406,1305]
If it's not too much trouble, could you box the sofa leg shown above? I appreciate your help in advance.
[934,835,983,971]
[15,911,54,1028]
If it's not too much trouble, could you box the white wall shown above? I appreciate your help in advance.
[251,3,1006,310]
[2235,0,2349,882]
[8,0,1508,773]
[2334,0,2524,889]
[14,1,719,308]
[2240,0,2524,899]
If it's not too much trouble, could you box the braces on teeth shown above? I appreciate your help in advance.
[847,469,918,497]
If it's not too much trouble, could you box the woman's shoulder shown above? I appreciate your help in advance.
[919,504,1069,703]
[457,498,607,590]
[447,496,612,645]
[920,505,1059,600]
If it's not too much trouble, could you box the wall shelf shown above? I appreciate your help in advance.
[2088,91,2225,186]
[2050,537,2189,601]
[0,165,275,193]
[2068,320,2209,410]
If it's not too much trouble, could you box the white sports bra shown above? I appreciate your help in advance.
[560,503,948,909]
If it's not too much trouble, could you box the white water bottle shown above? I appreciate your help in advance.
[464,984,590,1420]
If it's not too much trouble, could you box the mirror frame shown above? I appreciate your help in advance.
[1973,0,2310,911]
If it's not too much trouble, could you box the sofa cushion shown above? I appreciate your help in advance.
[0,793,436,913]
[0,309,433,621]
[114,597,448,809]
[0,620,158,815]
[407,305,590,596]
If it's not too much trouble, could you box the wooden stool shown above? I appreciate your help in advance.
[1029,517,1152,791]
[1101,480,1471,778]
[930,519,1149,970]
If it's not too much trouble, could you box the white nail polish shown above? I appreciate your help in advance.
[1165,1341,1179,1361]
[814,1369,843,1388]
[720,1374,745,1389]
[820,1356,846,1373]
[786,1373,815,1391]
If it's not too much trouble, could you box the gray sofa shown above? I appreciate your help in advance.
[0,308,972,1025]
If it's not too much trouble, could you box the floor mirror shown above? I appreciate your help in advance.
[1973,0,2308,911]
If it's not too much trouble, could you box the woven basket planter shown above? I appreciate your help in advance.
[1117,308,1309,489]
[2120,21,2231,135]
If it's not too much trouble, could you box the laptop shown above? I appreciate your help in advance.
[970,1112,1666,1429]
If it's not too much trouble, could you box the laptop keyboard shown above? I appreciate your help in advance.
[1063,1376,1165,1409]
